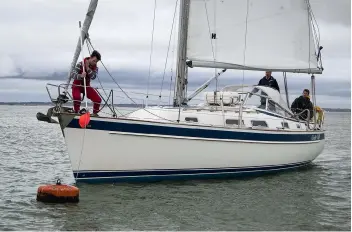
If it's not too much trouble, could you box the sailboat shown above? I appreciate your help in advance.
[37,0,325,183]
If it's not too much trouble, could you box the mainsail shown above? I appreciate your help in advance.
[185,0,323,74]
[65,0,99,90]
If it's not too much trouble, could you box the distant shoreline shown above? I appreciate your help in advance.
[0,102,144,108]
[0,102,350,112]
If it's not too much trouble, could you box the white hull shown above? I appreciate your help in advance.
[37,0,327,184]
[62,115,325,183]
[41,86,326,183]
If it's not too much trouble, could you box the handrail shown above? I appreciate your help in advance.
[45,82,323,131]
[243,91,294,118]
[292,108,313,130]
[46,82,170,117]
[46,83,119,116]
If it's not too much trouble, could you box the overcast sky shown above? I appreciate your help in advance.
[0,0,350,108]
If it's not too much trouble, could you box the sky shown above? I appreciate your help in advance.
[0,0,351,108]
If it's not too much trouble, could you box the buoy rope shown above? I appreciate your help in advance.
[75,115,89,183]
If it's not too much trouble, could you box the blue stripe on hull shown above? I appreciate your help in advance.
[67,118,324,142]
[73,161,312,183]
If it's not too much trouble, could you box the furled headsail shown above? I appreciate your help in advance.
[65,0,99,90]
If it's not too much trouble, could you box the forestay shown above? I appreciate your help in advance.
[186,0,322,74]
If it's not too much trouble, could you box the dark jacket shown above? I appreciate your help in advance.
[291,96,313,120]
[258,76,280,92]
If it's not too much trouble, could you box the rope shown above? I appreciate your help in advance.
[85,38,177,123]
[307,0,323,68]
[86,40,121,116]
[75,123,87,183]
[159,0,179,105]
[307,1,321,48]
[146,0,158,106]
[203,0,217,91]
[203,1,216,64]
[169,26,177,106]
[204,0,220,95]
[169,4,178,106]
[307,0,311,73]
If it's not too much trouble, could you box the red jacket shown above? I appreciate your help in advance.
[71,57,98,88]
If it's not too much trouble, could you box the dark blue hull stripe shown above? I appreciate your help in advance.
[67,118,324,142]
[73,161,311,183]
[74,161,310,178]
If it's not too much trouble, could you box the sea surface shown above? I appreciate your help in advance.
[0,105,350,231]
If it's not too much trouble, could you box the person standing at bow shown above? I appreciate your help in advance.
[70,50,102,116]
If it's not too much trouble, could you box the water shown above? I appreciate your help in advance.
[0,105,350,231]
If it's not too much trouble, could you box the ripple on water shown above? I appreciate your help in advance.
[0,106,350,231]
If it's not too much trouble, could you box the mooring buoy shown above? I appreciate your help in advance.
[36,179,79,203]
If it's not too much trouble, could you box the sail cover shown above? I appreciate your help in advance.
[186,0,322,74]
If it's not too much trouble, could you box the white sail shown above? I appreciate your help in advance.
[65,0,99,90]
[186,0,322,74]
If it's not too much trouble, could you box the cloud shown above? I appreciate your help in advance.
[0,71,350,108]
[310,0,351,26]
[0,0,350,108]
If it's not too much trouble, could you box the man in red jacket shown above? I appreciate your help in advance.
[70,50,102,116]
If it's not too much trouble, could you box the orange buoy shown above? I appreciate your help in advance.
[37,179,79,203]
[79,112,90,128]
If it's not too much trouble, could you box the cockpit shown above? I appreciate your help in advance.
[218,85,294,117]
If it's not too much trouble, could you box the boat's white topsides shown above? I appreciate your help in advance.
[123,85,320,132]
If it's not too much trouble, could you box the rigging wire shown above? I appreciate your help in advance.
[159,0,179,105]
[307,1,320,46]
[307,0,323,69]
[169,8,178,106]
[203,0,218,91]
[86,39,121,116]
[146,0,158,107]
[86,38,177,123]
[213,0,218,92]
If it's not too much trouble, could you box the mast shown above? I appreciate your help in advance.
[64,0,99,92]
[173,0,190,107]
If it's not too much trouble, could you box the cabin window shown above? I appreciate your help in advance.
[281,122,289,129]
[185,117,198,122]
[296,124,301,129]
[226,119,244,126]
[251,120,268,127]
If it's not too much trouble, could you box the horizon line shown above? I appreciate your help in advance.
[0,101,350,110]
